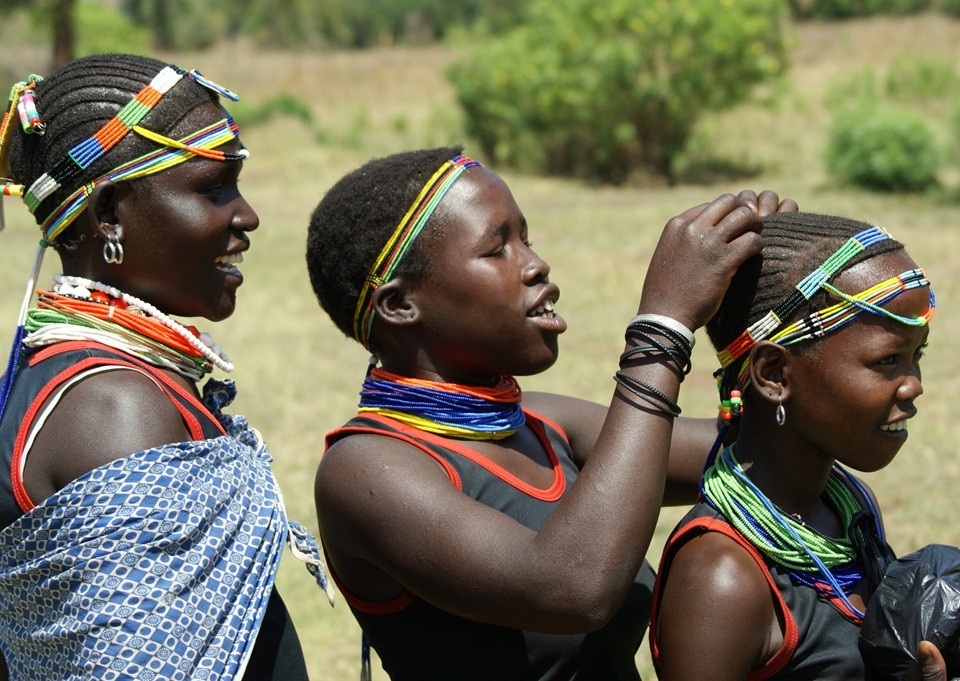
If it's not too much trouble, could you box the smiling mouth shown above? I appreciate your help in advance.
[528,300,556,318]
[880,420,908,433]
[215,252,243,274]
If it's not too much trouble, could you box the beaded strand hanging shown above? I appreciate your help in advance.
[700,444,885,621]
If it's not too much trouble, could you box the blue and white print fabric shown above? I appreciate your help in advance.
[0,379,330,681]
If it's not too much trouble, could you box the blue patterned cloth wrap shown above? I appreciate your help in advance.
[0,379,332,680]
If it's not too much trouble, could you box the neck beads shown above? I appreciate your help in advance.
[24,274,232,380]
[358,367,525,440]
[700,444,889,621]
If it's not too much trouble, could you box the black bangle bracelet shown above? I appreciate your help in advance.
[613,369,682,417]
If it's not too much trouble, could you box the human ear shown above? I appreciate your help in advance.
[87,180,124,243]
[371,278,420,328]
[749,341,790,405]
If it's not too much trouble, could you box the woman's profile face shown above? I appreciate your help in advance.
[407,167,567,382]
[782,250,929,472]
[100,101,259,321]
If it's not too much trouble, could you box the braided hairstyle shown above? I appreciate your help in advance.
[6,53,220,250]
[306,145,463,347]
[707,211,905,400]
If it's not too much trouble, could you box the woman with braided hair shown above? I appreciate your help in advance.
[650,212,947,679]
[306,145,797,679]
[0,53,330,680]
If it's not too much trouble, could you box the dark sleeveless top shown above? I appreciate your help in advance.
[325,411,655,681]
[650,483,893,681]
[0,341,307,680]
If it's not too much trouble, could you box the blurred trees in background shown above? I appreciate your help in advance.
[449,0,789,184]
[4,0,958,190]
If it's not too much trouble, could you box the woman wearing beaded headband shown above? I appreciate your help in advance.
[650,212,946,680]
[306,144,799,679]
[0,54,330,680]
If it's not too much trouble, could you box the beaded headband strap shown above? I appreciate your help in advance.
[352,154,482,350]
[717,226,890,369]
[715,227,934,414]
[0,65,244,241]
[39,117,245,243]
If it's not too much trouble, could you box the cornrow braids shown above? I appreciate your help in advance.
[707,212,905,399]
[6,53,220,250]
[306,145,464,349]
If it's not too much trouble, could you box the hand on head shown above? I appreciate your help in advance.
[638,190,796,332]
[736,189,799,217]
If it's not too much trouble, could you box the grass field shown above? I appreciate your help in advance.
[1,13,959,680]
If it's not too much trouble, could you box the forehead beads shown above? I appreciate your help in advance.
[714,227,934,417]
[352,154,482,352]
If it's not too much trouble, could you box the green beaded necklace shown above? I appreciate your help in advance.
[701,444,871,617]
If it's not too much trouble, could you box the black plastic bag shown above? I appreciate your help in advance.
[860,544,960,681]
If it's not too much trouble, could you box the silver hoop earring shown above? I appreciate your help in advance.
[776,394,786,426]
[103,232,124,265]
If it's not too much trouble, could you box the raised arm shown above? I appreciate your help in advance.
[317,194,764,633]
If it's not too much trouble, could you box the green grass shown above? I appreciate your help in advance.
[1,14,959,680]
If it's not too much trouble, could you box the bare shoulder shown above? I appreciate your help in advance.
[315,431,461,547]
[26,368,191,498]
[657,530,777,680]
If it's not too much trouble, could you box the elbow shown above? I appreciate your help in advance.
[542,578,630,633]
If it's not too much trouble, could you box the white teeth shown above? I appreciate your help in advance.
[880,420,907,433]
[215,253,243,268]
[530,300,556,318]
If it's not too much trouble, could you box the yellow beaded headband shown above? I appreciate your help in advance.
[715,227,934,420]
[352,154,482,350]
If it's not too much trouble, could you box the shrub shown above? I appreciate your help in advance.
[940,0,960,16]
[826,104,939,192]
[448,0,789,184]
[788,0,932,19]
[75,0,151,57]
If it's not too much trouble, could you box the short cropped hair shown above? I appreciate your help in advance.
[306,145,463,345]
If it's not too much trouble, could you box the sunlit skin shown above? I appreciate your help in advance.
[21,101,258,504]
[655,249,943,681]
[380,168,567,383]
[316,168,796,642]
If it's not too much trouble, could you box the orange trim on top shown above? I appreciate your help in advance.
[342,411,567,501]
[27,341,225,437]
[323,546,417,616]
[324,422,464,492]
[650,515,799,681]
[12,342,225,513]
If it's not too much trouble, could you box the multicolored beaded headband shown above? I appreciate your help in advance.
[0,64,246,422]
[715,227,935,419]
[352,154,482,351]
[0,65,245,242]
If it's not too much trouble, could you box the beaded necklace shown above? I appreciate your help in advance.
[24,275,232,380]
[358,367,525,440]
[701,444,884,620]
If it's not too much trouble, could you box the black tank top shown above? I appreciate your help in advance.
[326,411,655,681]
[650,489,892,680]
[0,341,308,680]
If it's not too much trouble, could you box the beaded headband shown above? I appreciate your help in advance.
[352,154,482,350]
[715,227,934,417]
[0,65,245,242]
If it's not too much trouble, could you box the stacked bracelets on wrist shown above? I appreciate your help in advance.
[613,313,695,418]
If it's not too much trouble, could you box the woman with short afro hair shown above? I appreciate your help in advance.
[307,145,795,679]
